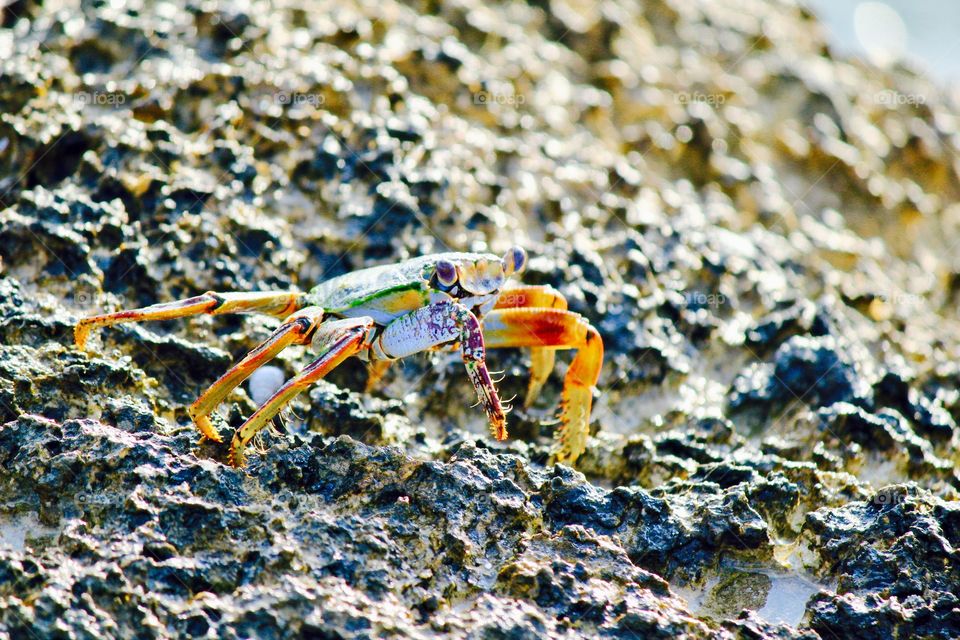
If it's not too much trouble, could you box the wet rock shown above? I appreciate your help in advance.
[2,0,959,637]
[729,335,869,424]
[801,487,960,639]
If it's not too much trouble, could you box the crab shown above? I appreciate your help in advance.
[74,247,604,467]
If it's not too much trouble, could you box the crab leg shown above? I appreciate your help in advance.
[373,301,507,441]
[74,291,304,350]
[493,286,568,405]
[494,285,568,310]
[229,317,375,467]
[481,308,603,464]
[364,359,392,392]
[188,306,325,442]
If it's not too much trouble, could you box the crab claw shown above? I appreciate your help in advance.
[465,360,508,440]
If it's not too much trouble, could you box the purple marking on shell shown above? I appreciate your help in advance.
[425,303,456,338]
[457,309,485,361]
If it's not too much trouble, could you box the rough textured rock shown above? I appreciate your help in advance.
[1,0,959,638]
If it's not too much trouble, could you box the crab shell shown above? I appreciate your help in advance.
[306,250,526,325]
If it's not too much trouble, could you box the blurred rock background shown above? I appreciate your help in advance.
[1,0,959,638]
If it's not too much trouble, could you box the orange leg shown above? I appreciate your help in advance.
[228,317,375,467]
[493,286,568,406]
[495,285,568,310]
[189,306,325,442]
[364,359,392,392]
[74,291,304,350]
[482,308,603,464]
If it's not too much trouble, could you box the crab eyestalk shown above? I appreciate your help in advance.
[501,246,527,277]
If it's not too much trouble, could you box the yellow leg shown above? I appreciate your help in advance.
[228,317,375,467]
[189,306,325,442]
[74,290,304,350]
[526,348,557,409]
[364,359,392,392]
[493,286,567,406]
[482,308,603,464]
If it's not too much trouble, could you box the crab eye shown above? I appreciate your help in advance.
[502,246,527,276]
[435,259,458,287]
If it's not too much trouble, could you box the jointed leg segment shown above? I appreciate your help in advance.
[494,286,568,406]
[189,306,325,442]
[73,289,310,444]
[228,317,375,467]
[74,291,304,349]
[375,301,507,440]
[494,285,568,311]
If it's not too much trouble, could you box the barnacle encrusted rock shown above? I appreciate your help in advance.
[1,0,959,638]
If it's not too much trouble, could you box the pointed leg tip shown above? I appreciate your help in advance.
[488,399,508,440]
[74,325,90,351]
[523,372,552,409]
[227,442,247,468]
[555,386,593,465]
[192,414,223,443]
[523,380,541,410]
[553,440,585,466]
[490,417,509,441]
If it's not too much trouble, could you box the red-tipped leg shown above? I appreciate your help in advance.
[494,286,568,406]
[74,290,304,350]
[189,306,325,443]
[228,317,375,467]
[482,308,603,464]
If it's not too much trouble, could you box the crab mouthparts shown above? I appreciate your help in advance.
[456,261,504,296]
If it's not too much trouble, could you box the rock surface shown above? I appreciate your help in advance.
[1,0,959,638]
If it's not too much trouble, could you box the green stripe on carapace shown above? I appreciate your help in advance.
[345,281,428,309]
